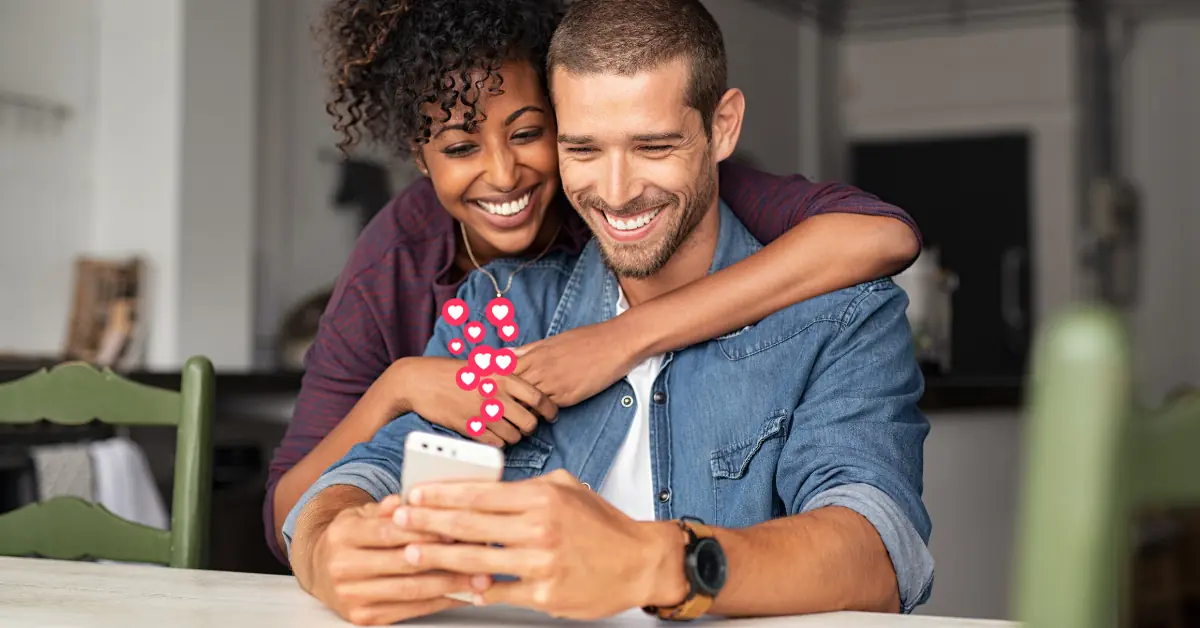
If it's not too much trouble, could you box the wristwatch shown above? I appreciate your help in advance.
[643,516,727,621]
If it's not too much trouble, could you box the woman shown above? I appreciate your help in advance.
[266,0,922,562]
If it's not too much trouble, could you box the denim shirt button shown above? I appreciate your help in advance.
[657,488,671,503]
[620,395,634,408]
[652,391,667,404]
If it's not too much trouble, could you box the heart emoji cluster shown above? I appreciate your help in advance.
[441,297,520,437]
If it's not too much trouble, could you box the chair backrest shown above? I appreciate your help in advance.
[0,357,214,568]
[1014,306,1200,627]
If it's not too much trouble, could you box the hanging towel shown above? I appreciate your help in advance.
[30,442,94,503]
[88,437,169,530]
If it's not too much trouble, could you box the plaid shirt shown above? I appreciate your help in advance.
[263,160,921,563]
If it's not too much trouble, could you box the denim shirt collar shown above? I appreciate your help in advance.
[546,200,762,337]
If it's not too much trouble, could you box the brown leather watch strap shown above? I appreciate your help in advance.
[647,519,717,621]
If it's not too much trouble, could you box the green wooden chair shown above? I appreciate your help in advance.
[0,357,214,568]
[1013,306,1200,627]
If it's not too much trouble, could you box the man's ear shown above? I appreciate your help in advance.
[709,88,745,163]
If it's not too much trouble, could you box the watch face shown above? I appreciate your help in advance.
[692,537,727,596]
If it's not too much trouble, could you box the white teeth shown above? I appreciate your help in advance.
[604,208,661,231]
[477,191,531,216]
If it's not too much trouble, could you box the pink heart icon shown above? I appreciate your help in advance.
[469,346,494,374]
[466,418,486,437]
[447,338,465,355]
[481,400,504,422]
[498,323,519,342]
[455,366,479,391]
[478,379,497,397]
[493,349,517,375]
[464,321,485,343]
[442,298,469,326]
[486,297,515,326]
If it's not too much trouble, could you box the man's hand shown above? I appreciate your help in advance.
[298,492,489,626]
[391,470,690,620]
[512,317,643,407]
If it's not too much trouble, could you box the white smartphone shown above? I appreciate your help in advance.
[401,431,505,501]
[400,432,504,603]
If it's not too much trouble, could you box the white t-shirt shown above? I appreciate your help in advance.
[596,287,664,522]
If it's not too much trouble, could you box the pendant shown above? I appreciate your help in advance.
[485,296,515,327]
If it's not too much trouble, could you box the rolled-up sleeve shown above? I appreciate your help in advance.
[775,280,934,613]
[802,484,934,613]
[281,461,399,556]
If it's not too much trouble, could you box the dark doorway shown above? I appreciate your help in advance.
[851,133,1033,378]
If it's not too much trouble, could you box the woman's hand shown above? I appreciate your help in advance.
[392,357,558,447]
[512,317,644,408]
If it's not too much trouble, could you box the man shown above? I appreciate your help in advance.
[284,0,933,624]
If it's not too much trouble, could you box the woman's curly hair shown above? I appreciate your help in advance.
[320,0,567,157]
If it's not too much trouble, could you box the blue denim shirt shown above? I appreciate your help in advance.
[284,202,935,612]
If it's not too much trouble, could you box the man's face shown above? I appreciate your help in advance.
[551,58,718,278]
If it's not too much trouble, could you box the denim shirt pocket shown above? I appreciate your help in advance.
[709,410,789,528]
[502,435,554,481]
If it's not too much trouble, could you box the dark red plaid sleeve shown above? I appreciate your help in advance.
[262,279,396,563]
[717,160,922,248]
[261,180,450,565]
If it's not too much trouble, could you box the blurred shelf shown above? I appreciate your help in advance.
[0,357,303,397]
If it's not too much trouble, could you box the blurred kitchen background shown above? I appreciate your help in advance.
[1,0,1197,623]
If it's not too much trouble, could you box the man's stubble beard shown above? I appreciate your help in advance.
[594,159,718,280]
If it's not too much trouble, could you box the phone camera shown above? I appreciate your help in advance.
[437,446,443,452]
[421,443,428,449]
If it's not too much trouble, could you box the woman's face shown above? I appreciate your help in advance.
[419,60,560,259]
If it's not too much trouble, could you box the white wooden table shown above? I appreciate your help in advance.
[0,557,1018,627]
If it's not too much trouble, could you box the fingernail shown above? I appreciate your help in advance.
[392,508,408,527]
[472,593,486,606]
[470,574,491,590]
[409,488,424,505]
[405,544,420,565]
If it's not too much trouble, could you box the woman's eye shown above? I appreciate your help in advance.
[442,144,477,157]
[512,128,544,142]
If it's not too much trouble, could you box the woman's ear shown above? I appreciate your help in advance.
[414,150,429,177]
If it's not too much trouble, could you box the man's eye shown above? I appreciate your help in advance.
[641,145,671,153]
[565,147,596,154]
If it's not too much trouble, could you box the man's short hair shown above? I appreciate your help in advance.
[547,0,728,135]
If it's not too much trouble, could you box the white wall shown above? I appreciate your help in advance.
[90,0,186,367]
[703,0,804,175]
[91,0,258,370]
[0,0,96,356]
[922,410,1025,620]
[1126,18,1200,402]
[2,0,258,369]
[253,0,419,366]
[176,0,258,368]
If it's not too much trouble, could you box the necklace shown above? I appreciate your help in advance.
[460,220,563,297]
